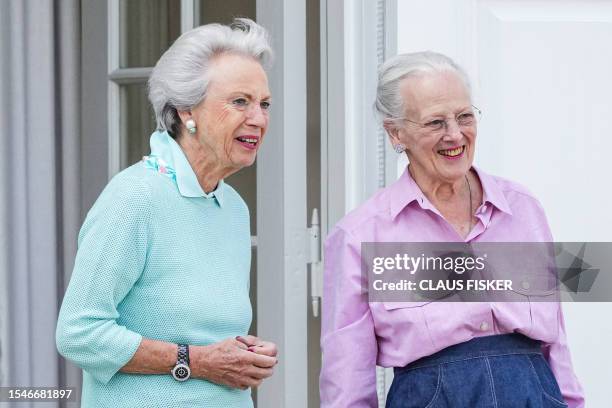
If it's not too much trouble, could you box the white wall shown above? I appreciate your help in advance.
[394,0,612,405]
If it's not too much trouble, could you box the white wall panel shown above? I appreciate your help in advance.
[476,1,612,241]
[476,3,612,405]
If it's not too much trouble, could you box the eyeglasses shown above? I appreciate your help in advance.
[399,105,482,135]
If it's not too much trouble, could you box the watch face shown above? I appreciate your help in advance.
[172,364,191,381]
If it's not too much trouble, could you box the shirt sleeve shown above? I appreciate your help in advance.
[542,304,585,408]
[320,226,378,408]
[531,199,585,407]
[55,175,150,384]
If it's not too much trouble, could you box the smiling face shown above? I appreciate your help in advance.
[387,71,476,184]
[185,53,271,172]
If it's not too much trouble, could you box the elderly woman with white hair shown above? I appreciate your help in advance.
[320,51,585,407]
[56,19,277,407]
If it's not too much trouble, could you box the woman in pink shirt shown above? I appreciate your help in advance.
[320,51,584,407]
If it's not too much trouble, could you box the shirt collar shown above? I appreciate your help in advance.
[472,166,512,216]
[148,131,225,206]
[389,167,424,219]
[389,165,512,219]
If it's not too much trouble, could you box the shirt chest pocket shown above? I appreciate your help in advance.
[380,302,436,348]
[507,275,560,341]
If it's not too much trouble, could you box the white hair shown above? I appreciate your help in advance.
[148,18,273,137]
[374,51,471,126]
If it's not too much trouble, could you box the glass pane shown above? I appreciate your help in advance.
[225,166,257,235]
[197,0,255,25]
[120,83,156,168]
[196,0,257,232]
[198,0,258,368]
[119,0,181,68]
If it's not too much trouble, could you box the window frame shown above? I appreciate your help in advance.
[106,0,196,176]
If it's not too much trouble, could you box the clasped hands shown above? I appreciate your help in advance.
[190,335,278,390]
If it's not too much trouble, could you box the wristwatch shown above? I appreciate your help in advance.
[171,344,191,381]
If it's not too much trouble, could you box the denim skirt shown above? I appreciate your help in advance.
[386,334,568,408]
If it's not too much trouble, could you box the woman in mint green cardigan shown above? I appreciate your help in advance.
[56,19,277,408]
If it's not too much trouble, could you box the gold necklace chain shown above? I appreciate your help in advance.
[465,174,473,229]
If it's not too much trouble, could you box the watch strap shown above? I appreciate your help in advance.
[177,344,190,365]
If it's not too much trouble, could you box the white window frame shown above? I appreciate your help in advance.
[107,0,196,177]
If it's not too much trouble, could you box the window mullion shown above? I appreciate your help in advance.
[109,67,153,84]
[108,0,121,177]
[180,0,196,33]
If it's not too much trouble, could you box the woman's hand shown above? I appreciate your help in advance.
[191,337,278,389]
[235,335,278,358]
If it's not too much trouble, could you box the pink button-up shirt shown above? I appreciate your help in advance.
[320,167,584,407]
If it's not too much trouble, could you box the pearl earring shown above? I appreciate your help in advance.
[394,143,406,154]
[186,119,197,134]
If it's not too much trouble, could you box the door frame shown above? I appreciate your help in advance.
[255,0,308,406]
[320,0,397,405]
